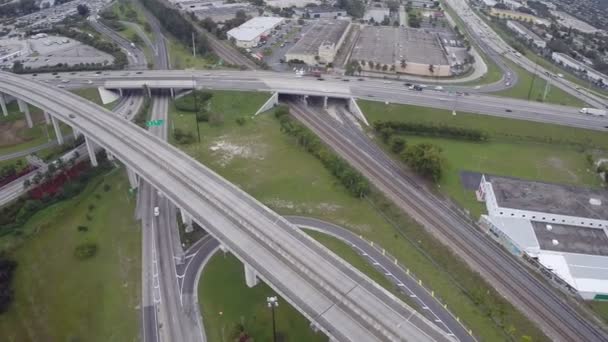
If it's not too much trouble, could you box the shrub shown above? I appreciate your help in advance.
[103,184,111,192]
[235,117,246,126]
[88,204,95,211]
[74,243,98,260]
[77,225,88,232]
[390,136,406,153]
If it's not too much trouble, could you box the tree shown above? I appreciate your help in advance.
[402,143,443,182]
[11,60,23,73]
[77,4,90,17]
[390,136,406,153]
[400,58,407,69]
[428,64,435,74]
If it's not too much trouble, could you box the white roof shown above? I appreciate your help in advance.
[539,251,608,294]
[486,216,540,254]
[227,16,283,42]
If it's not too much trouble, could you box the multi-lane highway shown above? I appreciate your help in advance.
[288,100,608,342]
[444,0,607,109]
[32,69,605,130]
[1,70,456,341]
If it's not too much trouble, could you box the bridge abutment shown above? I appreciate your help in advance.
[0,93,7,117]
[180,209,193,233]
[43,111,51,125]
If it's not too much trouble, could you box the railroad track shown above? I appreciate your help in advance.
[2,74,452,341]
[288,101,608,342]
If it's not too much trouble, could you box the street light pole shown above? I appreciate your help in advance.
[267,296,278,342]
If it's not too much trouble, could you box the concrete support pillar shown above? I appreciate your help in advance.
[244,263,259,288]
[127,168,139,188]
[146,86,151,98]
[302,95,308,106]
[85,136,98,167]
[51,115,64,145]
[72,126,81,138]
[180,209,193,233]
[43,111,51,125]
[106,151,114,161]
[0,93,7,117]
[18,99,33,128]
[170,88,175,98]
[118,88,124,97]
[323,96,328,109]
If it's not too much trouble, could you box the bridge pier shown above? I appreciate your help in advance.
[43,111,51,125]
[145,86,151,98]
[170,88,175,98]
[85,136,98,167]
[50,115,64,145]
[180,209,193,232]
[118,88,123,97]
[17,99,33,128]
[0,93,7,117]
[72,126,82,138]
[244,263,259,288]
[127,168,139,189]
[323,96,328,109]
[301,95,308,106]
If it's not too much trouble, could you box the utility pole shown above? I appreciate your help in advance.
[267,296,278,342]
[192,31,196,58]
[192,76,201,142]
[527,59,539,101]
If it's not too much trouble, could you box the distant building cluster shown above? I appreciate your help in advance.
[478,175,608,300]
[506,20,546,49]
[227,16,284,48]
[551,52,607,85]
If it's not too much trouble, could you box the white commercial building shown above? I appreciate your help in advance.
[477,175,608,300]
[551,52,608,85]
[506,20,546,48]
[227,16,284,48]
[363,7,390,23]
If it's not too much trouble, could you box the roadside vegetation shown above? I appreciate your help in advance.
[0,170,141,342]
[360,101,605,218]
[169,91,548,341]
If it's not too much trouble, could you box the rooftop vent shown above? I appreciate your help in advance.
[590,198,602,206]
[552,239,559,246]
[546,224,553,231]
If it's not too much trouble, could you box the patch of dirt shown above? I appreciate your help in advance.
[546,157,579,182]
[208,136,267,167]
[0,120,29,147]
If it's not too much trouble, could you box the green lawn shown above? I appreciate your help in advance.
[199,253,328,342]
[168,38,216,70]
[0,170,141,342]
[360,101,605,218]
[589,302,608,325]
[171,91,547,341]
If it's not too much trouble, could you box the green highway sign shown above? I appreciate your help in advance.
[146,119,165,127]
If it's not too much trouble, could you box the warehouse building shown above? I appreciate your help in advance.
[284,19,350,65]
[193,4,258,23]
[478,175,608,300]
[506,20,546,49]
[350,26,451,77]
[227,16,284,48]
[551,52,607,85]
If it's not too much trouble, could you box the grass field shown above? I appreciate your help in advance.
[168,38,217,70]
[493,59,586,107]
[170,91,547,341]
[199,253,328,342]
[71,87,117,110]
[0,170,141,342]
[359,101,605,218]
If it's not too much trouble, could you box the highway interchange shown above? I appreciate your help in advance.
[1,0,608,341]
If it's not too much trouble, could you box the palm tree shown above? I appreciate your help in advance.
[400,58,407,69]
[428,64,435,74]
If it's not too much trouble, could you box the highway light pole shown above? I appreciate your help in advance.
[266,296,278,342]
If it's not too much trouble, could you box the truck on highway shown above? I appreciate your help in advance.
[580,108,607,117]
[130,42,136,48]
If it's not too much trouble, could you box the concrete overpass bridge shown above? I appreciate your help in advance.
[0,71,456,342]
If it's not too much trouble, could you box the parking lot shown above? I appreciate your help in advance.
[249,19,314,72]
[20,36,114,69]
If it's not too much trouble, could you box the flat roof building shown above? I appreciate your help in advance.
[350,26,451,77]
[305,5,347,19]
[227,16,284,48]
[194,4,258,23]
[284,19,350,65]
[478,175,608,300]
[506,20,546,49]
[551,52,607,85]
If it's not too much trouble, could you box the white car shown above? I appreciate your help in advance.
[154,207,160,217]
[434,86,443,90]
[87,80,92,84]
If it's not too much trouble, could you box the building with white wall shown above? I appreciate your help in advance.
[551,52,608,85]
[477,175,608,300]
[227,16,284,48]
[506,20,546,49]
[284,19,350,65]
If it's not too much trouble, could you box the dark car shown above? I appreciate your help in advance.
[505,109,513,112]
[358,78,365,81]
[317,77,324,81]
[404,83,412,87]
[342,79,350,82]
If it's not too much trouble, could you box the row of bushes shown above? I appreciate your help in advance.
[274,106,370,197]
[134,96,151,128]
[0,256,16,314]
[0,155,113,237]
[374,121,488,142]
[174,91,213,112]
